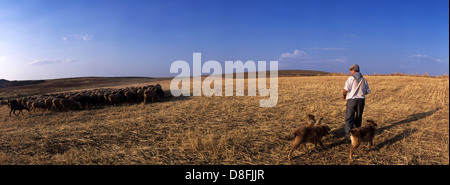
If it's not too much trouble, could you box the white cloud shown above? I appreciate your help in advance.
[325,57,348,63]
[279,49,347,64]
[0,56,8,62]
[342,40,356,44]
[310,47,350,51]
[28,58,80,66]
[279,49,308,61]
[344,34,358,39]
[411,54,429,59]
[61,34,94,41]
[81,34,94,41]
[410,54,445,63]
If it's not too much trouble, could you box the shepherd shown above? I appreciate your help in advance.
[342,64,371,141]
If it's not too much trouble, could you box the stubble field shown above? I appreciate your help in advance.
[0,75,448,165]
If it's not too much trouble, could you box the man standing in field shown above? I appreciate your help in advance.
[342,64,371,140]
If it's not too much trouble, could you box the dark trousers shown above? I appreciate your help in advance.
[345,98,365,138]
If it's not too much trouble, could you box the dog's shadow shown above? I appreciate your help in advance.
[372,128,418,151]
[377,108,439,134]
[330,125,346,139]
[371,108,438,150]
[289,147,327,160]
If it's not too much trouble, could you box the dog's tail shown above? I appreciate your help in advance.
[282,129,301,140]
[313,118,323,126]
[282,134,295,141]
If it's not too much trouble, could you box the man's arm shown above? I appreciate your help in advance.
[342,89,347,99]
[343,77,352,100]
[365,80,371,94]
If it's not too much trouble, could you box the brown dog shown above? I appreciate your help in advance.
[306,114,323,127]
[288,125,330,160]
[349,119,378,159]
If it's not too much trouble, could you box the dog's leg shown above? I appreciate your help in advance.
[288,147,296,160]
[288,137,301,160]
[313,141,318,151]
[9,109,13,116]
[368,140,373,149]
[350,136,360,160]
[318,140,324,151]
[350,145,355,159]
[302,143,307,152]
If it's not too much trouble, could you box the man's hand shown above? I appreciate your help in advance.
[342,89,347,100]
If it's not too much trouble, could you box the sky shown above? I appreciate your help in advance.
[0,0,448,80]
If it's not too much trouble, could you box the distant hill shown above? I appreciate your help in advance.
[0,79,46,88]
[277,70,329,77]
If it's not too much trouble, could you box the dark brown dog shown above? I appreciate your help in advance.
[288,125,330,160]
[349,119,378,159]
[305,114,323,127]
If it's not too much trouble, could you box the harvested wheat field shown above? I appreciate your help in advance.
[0,75,448,165]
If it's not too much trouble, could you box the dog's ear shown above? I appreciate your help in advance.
[313,117,323,126]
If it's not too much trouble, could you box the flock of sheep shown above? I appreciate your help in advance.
[0,84,165,116]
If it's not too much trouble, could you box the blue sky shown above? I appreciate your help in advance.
[0,0,448,80]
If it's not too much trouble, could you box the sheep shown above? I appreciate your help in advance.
[144,87,158,103]
[52,98,62,111]
[124,90,138,104]
[60,99,81,111]
[136,88,145,102]
[92,93,106,106]
[2,83,166,113]
[155,84,165,99]
[19,97,28,106]
[103,92,111,105]
[27,101,34,110]
[69,95,94,109]
[32,101,48,112]
[8,100,30,116]
[0,100,8,106]
[89,94,100,107]
[108,93,124,106]
[45,98,54,110]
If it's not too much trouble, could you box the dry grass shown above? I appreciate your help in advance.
[0,75,448,165]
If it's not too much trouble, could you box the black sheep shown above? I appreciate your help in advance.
[8,100,30,116]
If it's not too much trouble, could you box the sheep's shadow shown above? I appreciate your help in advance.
[159,93,192,103]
